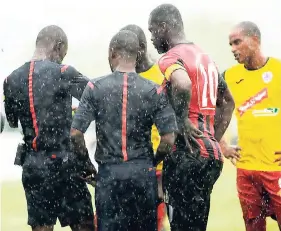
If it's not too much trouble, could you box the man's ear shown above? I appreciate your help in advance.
[53,41,63,52]
[160,22,167,33]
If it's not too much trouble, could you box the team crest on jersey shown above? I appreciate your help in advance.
[262,72,273,84]
[237,88,268,116]
[279,178,281,188]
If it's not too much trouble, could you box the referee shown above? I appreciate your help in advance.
[71,30,178,231]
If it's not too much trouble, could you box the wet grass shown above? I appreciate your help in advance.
[1,161,278,231]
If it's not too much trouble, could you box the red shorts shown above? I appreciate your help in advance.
[237,168,281,222]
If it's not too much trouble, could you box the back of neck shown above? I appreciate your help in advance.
[32,48,50,61]
[115,61,136,73]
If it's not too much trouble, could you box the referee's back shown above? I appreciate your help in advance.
[73,71,176,164]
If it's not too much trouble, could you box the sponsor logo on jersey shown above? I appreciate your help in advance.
[262,71,273,84]
[237,88,268,116]
[252,107,279,117]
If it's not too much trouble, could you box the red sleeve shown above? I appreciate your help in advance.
[158,52,186,81]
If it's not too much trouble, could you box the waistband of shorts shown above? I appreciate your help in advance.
[99,159,153,168]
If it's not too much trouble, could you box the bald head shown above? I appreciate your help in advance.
[150,4,184,33]
[109,30,139,59]
[36,25,68,47]
[34,25,68,64]
[235,21,261,42]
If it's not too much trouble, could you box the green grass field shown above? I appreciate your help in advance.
[1,162,279,231]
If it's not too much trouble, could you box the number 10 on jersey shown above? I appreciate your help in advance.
[197,62,219,110]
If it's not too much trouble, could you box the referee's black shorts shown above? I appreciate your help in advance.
[163,150,223,231]
[95,160,158,231]
[22,150,94,228]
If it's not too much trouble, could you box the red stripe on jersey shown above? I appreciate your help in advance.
[87,81,94,89]
[61,65,69,73]
[121,73,128,161]
[28,61,38,151]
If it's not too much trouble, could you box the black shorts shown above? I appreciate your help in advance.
[22,151,94,228]
[163,151,223,231]
[95,160,158,231]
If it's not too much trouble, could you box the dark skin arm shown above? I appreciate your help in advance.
[214,87,235,142]
[169,69,203,152]
[154,132,176,166]
[70,128,97,184]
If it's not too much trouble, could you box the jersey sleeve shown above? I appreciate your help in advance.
[152,88,178,135]
[61,65,90,100]
[71,81,96,133]
[3,77,18,128]
[158,54,186,81]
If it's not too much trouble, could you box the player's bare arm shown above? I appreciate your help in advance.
[170,69,202,138]
[154,132,176,166]
[214,76,235,142]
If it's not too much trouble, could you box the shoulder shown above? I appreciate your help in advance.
[60,64,79,75]
[139,66,164,85]
[158,50,179,71]
[5,63,28,86]
[223,64,244,82]
[267,57,281,67]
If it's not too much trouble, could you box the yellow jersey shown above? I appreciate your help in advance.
[224,57,281,171]
[140,64,164,171]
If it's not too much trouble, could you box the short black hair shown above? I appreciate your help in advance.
[150,4,183,32]
[36,25,68,47]
[109,30,139,59]
[236,21,261,41]
[120,24,147,49]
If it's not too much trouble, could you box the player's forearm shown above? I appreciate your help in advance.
[172,87,192,132]
[219,137,229,154]
[154,133,176,165]
[214,102,234,142]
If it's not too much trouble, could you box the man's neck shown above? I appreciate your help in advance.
[115,61,136,73]
[168,33,188,50]
[244,52,268,70]
[32,48,50,61]
[136,56,154,73]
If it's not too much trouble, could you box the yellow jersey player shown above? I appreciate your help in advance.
[120,24,169,231]
[221,21,281,231]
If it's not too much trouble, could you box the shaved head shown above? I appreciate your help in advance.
[34,25,68,64]
[36,25,68,47]
[108,30,139,72]
[235,21,261,42]
[149,4,184,33]
[148,4,184,53]
[109,30,139,59]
